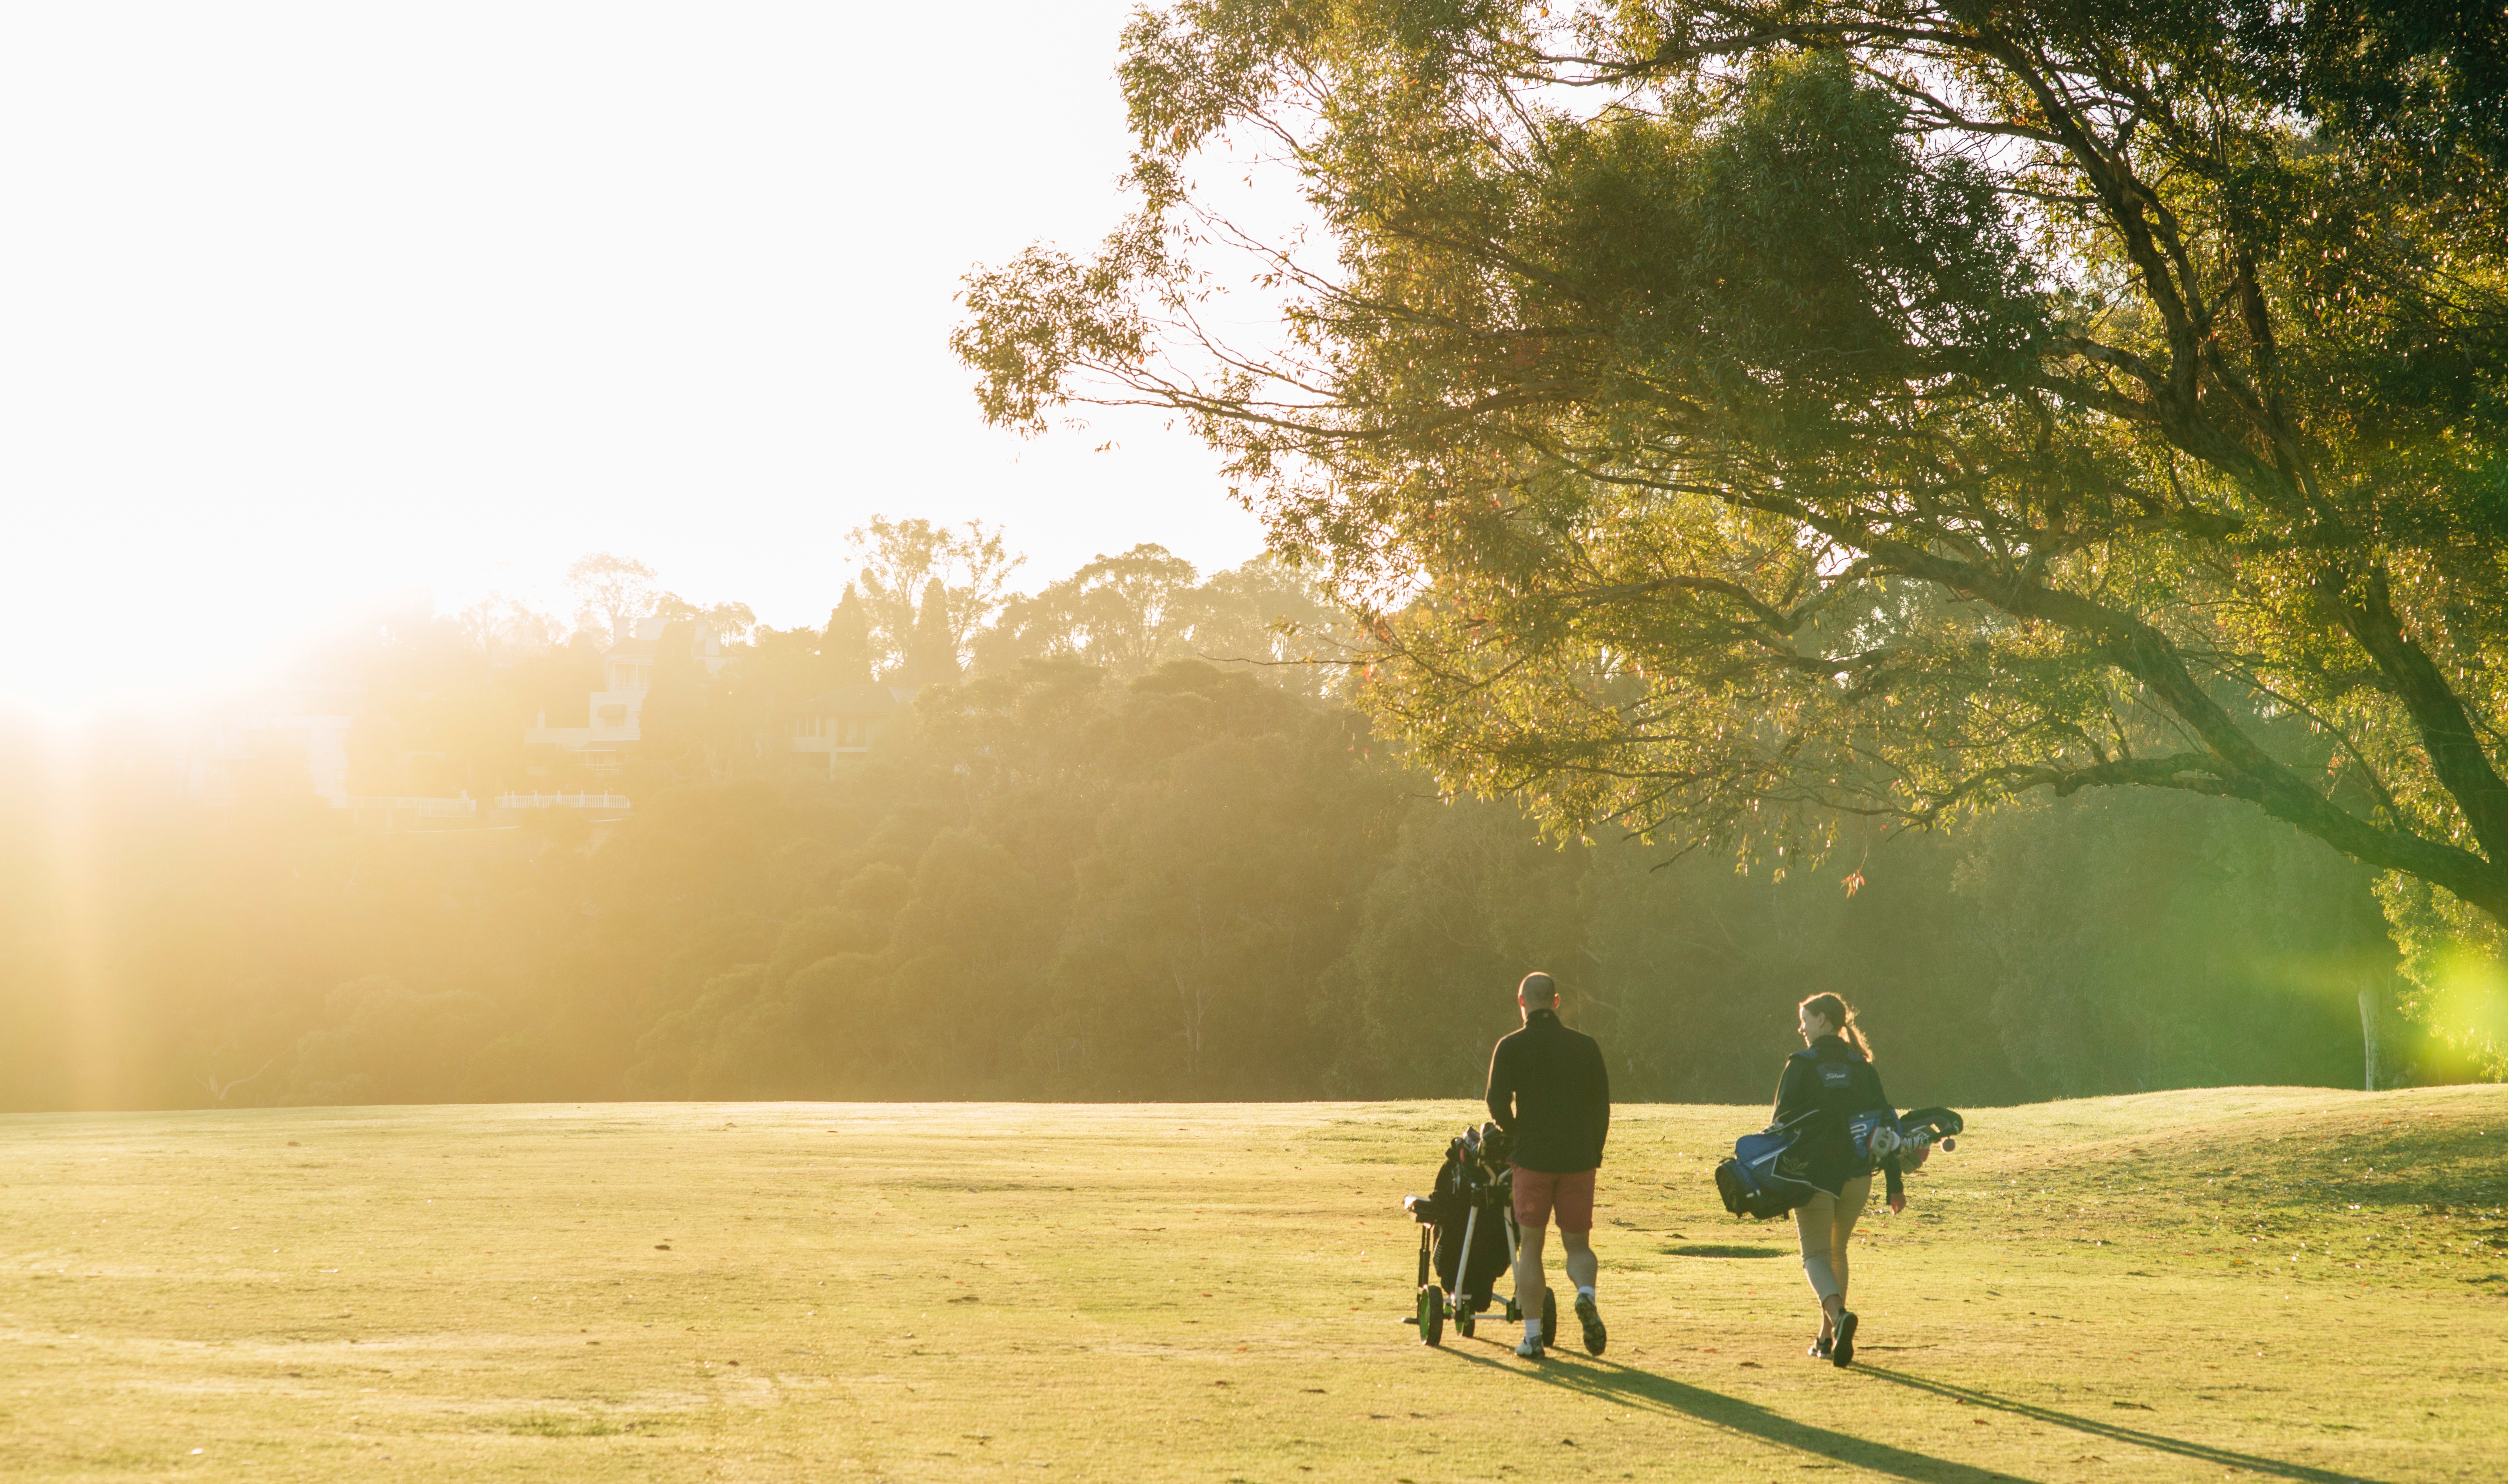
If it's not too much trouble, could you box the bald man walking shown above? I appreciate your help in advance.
[1484,971,1611,1359]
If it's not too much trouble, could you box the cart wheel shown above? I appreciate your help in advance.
[1455,1297,1475,1339]
[1540,1289,1557,1347]
[1417,1285,1443,1346]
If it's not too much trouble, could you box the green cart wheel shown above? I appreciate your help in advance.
[1416,1285,1443,1346]
[1540,1289,1557,1348]
[1455,1297,1475,1339]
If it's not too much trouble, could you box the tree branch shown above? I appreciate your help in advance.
[2323,567,2508,862]
[1859,537,2508,916]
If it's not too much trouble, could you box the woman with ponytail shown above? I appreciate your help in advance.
[1772,992,1904,1366]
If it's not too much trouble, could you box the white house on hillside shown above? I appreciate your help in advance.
[786,684,917,771]
[525,616,731,774]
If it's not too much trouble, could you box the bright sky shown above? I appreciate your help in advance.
[0,2,1266,713]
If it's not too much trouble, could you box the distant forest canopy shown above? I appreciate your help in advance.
[0,519,2491,1113]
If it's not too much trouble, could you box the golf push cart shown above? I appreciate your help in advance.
[1399,1121,1557,1347]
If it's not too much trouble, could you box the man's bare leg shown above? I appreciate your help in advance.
[1562,1229,1605,1353]
[1561,1229,1597,1296]
[1515,1222,1548,1354]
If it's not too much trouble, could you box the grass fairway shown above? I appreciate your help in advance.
[3,1088,2504,1483]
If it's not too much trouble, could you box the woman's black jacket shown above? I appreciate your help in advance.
[1771,1034,1904,1203]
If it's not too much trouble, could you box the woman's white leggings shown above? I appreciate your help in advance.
[1793,1173,1872,1304]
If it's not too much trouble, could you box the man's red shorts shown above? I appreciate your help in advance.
[1510,1165,1596,1235]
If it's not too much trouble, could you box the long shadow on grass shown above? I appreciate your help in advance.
[1858,1366,2389,1484]
[1431,1339,2039,1483]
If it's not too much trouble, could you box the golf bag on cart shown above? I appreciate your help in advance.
[1715,1106,1965,1220]
[1399,1122,1555,1346]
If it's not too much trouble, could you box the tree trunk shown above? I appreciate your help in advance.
[2358,977,2381,1094]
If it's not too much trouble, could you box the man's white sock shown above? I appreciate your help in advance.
[1524,1313,1542,1342]
[1578,1285,1595,1302]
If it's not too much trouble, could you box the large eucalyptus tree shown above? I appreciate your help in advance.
[957,3,2508,986]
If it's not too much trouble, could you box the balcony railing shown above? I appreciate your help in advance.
[494,792,632,810]
[342,795,477,818]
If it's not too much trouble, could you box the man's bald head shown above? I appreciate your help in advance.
[1518,971,1557,1006]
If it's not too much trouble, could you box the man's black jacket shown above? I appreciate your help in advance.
[1773,1033,1904,1202]
[1484,1007,1610,1174]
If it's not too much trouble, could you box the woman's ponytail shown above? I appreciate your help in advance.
[1798,992,1873,1061]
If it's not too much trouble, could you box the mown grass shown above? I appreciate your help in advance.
[0,1086,2501,1482]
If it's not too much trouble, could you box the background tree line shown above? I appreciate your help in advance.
[0,518,2486,1112]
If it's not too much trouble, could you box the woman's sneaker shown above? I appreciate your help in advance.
[1830,1310,1859,1368]
[1574,1294,1607,1356]
[1807,1333,1833,1360]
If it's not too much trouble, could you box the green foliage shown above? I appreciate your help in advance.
[2375,869,2508,1074]
[1051,696,1402,1097]
[974,545,1351,694]
[821,584,874,689]
[1,622,2489,1108]
[627,620,725,791]
[1328,784,2433,1106]
[1949,793,2395,1094]
[2241,0,2508,165]
[846,515,1022,675]
[282,976,502,1106]
[1327,795,1588,1095]
[651,592,756,643]
[897,579,963,687]
[960,0,2508,1016]
[564,552,658,646]
[978,542,1206,675]
[2,528,2494,1109]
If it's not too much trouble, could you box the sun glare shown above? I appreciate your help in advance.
[6,592,346,725]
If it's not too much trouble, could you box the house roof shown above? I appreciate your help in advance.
[789,684,918,717]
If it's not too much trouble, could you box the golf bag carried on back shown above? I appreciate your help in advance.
[1714,1106,1964,1220]
[1715,1108,1835,1219]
